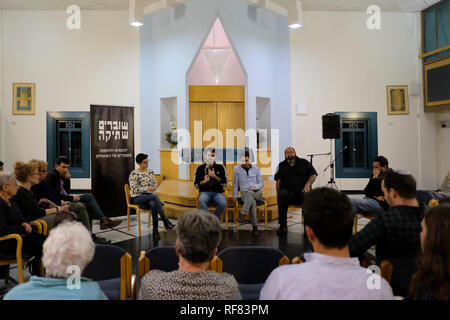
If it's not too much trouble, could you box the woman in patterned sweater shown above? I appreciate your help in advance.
[139,210,241,300]
[128,153,175,239]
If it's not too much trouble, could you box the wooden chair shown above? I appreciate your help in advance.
[139,246,217,279]
[353,213,374,234]
[428,199,439,207]
[124,184,166,238]
[194,187,230,230]
[291,256,304,264]
[234,192,268,231]
[361,258,393,283]
[82,244,136,300]
[0,220,47,283]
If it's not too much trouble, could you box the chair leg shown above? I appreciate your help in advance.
[225,208,229,230]
[127,208,130,231]
[235,205,240,231]
[137,210,142,238]
[265,205,268,230]
[353,215,358,234]
[17,257,24,284]
[148,210,151,228]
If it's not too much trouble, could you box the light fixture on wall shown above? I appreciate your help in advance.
[288,0,303,29]
[129,0,144,27]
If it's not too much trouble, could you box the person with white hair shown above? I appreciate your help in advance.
[4,221,107,300]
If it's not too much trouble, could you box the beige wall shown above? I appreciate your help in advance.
[0,10,140,189]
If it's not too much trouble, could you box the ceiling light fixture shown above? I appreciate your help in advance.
[288,0,302,29]
[129,0,144,27]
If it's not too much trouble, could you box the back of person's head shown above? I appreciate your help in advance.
[302,187,354,249]
[374,156,389,168]
[13,161,38,183]
[176,210,222,263]
[382,169,416,199]
[29,159,48,172]
[410,204,450,299]
[55,156,70,166]
[43,221,95,278]
[135,153,148,164]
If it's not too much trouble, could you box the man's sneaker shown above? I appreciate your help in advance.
[276,225,287,236]
[237,214,248,225]
[92,234,111,244]
[100,218,121,230]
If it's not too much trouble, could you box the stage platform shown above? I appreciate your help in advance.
[155,178,280,221]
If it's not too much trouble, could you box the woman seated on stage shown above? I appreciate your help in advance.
[12,161,71,230]
[128,153,175,240]
[0,172,45,276]
[139,209,241,300]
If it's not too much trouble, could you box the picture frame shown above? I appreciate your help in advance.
[13,83,35,115]
[386,85,409,115]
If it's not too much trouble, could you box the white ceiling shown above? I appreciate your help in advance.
[0,0,442,11]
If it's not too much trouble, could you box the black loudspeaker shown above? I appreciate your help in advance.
[322,113,341,139]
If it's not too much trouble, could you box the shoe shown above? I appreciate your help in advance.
[92,234,111,244]
[164,220,176,230]
[276,226,287,236]
[237,214,248,225]
[100,218,121,230]
[252,225,259,237]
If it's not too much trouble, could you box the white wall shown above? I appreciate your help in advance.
[0,10,140,189]
[290,11,438,189]
[436,111,450,184]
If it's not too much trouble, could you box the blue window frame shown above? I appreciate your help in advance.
[335,112,378,179]
[47,112,90,178]
[423,0,450,62]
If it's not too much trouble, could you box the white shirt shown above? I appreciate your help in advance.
[260,252,394,300]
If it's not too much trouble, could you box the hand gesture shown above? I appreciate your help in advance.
[250,186,257,191]
[73,195,81,202]
[375,196,385,202]
[373,167,381,178]
[204,175,210,183]
[302,185,311,193]
[22,222,32,234]
[208,168,216,178]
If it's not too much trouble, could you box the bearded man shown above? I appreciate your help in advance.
[274,147,317,236]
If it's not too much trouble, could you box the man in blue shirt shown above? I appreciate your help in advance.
[233,151,264,237]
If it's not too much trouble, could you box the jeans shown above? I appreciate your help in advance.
[349,197,384,218]
[198,192,227,218]
[240,190,263,226]
[69,202,91,231]
[79,193,107,220]
[416,190,449,206]
[132,193,168,229]
[277,189,305,227]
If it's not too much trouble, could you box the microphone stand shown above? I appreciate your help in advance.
[324,143,347,189]
[307,152,331,166]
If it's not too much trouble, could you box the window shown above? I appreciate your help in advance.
[335,112,378,178]
[423,0,450,62]
[47,112,90,178]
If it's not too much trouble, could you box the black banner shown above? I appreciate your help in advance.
[90,105,134,217]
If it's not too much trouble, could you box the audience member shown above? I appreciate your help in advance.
[0,173,45,276]
[0,161,3,171]
[349,156,390,218]
[4,221,107,300]
[28,159,93,234]
[194,149,228,218]
[12,161,70,229]
[407,204,450,300]
[139,210,241,300]
[349,169,424,296]
[233,150,264,237]
[260,187,393,300]
[45,156,120,230]
[128,153,175,240]
[416,170,450,206]
[274,147,317,235]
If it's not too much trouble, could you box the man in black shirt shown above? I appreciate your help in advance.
[194,149,228,218]
[349,156,389,217]
[274,147,317,235]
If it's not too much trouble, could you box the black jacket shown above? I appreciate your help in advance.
[194,163,228,193]
[0,198,26,237]
[45,169,73,202]
[364,175,389,211]
[11,187,46,222]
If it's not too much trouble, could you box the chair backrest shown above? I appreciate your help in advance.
[217,246,289,284]
[387,257,418,297]
[124,184,132,206]
[146,246,179,272]
[83,244,127,281]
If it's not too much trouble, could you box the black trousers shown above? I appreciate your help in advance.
[277,189,305,227]
[0,230,45,276]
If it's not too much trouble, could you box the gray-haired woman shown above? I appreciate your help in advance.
[139,210,241,300]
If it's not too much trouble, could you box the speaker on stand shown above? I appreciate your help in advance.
[322,113,341,189]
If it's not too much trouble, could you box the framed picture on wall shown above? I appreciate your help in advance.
[13,83,35,115]
[386,85,409,115]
